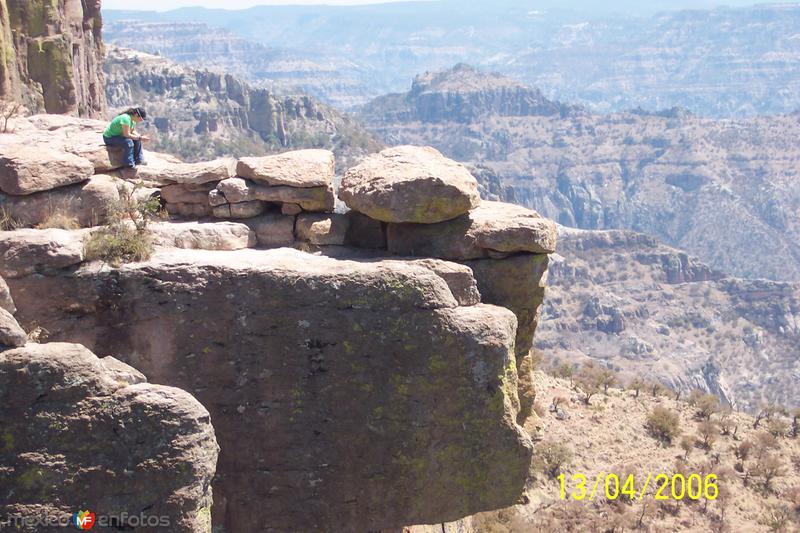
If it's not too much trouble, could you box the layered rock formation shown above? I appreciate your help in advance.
[361,64,577,125]
[104,47,381,169]
[1,118,557,531]
[105,3,800,117]
[0,342,219,532]
[536,227,800,411]
[361,65,800,282]
[0,0,105,117]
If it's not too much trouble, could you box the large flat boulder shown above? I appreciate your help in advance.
[8,248,532,532]
[0,174,122,228]
[237,149,334,188]
[135,157,235,186]
[0,144,94,195]
[0,342,218,532]
[388,201,558,259]
[215,177,334,212]
[0,229,86,278]
[339,146,481,223]
[149,221,256,251]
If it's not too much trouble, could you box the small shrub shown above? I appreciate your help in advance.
[534,440,573,479]
[767,418,790,438]
[696,394,721,421]
[759,503,791,531]
[697,420,719,450]
[680,434,694,459]
[646,406,680,446]
[83,181,158,266]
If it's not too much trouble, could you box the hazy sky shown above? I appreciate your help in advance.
[103,0,406,9]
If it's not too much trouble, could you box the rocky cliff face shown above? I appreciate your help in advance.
[103,20,376,111]
[536,227,800,411]
[1,116,556,531]
[361,65,800,283]
[104,47,381,170]
[0,0,105,117]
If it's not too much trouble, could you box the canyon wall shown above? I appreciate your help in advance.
[0,0,105,117]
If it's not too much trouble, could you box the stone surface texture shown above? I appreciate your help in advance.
[9,248,535,532]
[237,149,335,188]
[340,146,481,223]
[388,201,557,259]
[0,0,106,117]
[0,342,218,532]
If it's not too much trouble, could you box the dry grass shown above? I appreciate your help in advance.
[459,372,800,532]
[36,211,80,230]
[0,207,22,231]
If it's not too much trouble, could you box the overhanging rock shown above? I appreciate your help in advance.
[9,247,534,532]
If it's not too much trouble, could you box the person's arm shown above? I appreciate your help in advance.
[121,124,148,141]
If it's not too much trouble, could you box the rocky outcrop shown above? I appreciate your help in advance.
[0,342,218,532]
[1,114,557,531]
[340,146,481,223]
[361,64,577,124]
[8,247,535,532]
[0,0,105,117]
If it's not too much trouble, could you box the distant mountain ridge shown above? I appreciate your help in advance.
[104,2,800,117]
[360,64,800,282]
[360,64,579,124]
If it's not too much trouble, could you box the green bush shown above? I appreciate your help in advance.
[646,406,681,445]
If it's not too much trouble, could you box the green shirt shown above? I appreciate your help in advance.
[103,113,135,138]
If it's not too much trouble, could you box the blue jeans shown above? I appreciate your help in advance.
[103,135,143,167]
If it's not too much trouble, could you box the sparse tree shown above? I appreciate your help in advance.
[628,376,646,398]
[598,367,617,393]
[648,381,667,397]
[0,100,21,133]
[680,434,695,460]
[646,406,681,446]
[718,408,736,436]
[696,394,721,421]
[575,363,604,405]
[767,418,790,438]
[697,420,719,450]
[753,453,786,491]
[553,362,574,386]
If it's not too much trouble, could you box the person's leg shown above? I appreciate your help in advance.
[103,136,136,167]
[133,139,144,164]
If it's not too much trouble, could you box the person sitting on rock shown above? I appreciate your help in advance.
[103,107,150,169]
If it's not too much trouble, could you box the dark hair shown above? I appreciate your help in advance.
[124,107,147,120]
